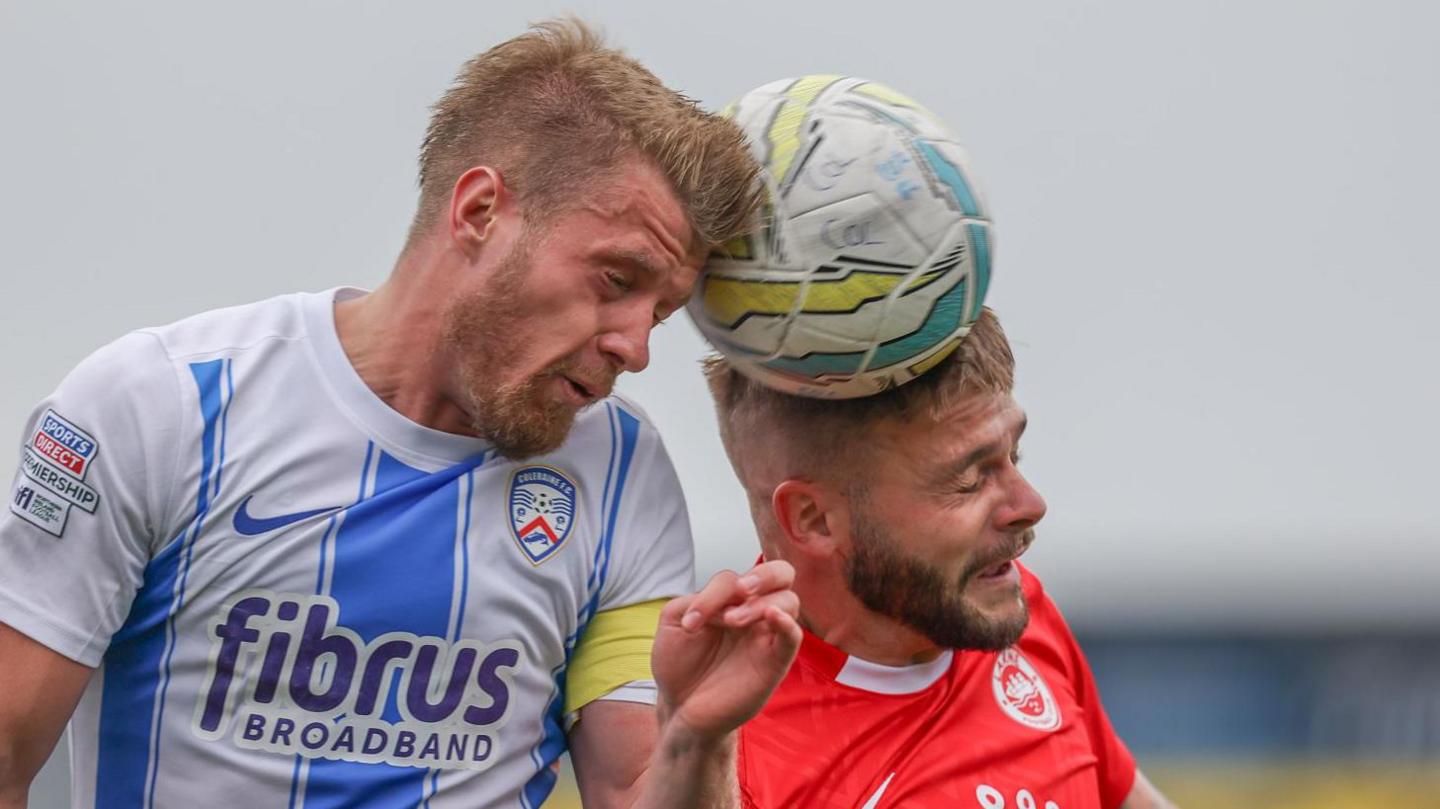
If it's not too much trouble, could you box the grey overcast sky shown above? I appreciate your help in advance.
[2,0,1436,631]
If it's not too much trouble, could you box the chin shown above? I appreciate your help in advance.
[488,418,575,460]
[949,591,1030,651]
[981,599,1028,633]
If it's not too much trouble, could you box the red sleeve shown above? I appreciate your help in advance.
[1024,570,1137,808]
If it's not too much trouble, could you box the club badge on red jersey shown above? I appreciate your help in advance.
[992,647,1061,731]
[508,465,577,565]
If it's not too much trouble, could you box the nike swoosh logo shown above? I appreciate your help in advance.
[859,773,896,809]
[232,495,341,536]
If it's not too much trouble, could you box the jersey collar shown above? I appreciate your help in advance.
[303,287,491,468]
[799,628,954,695]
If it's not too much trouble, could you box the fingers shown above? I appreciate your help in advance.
[679,560,797,632]
[659,593,695,626]
[678,569,742,631]
[737,559,796,597]
[764,604,804,655]
[721,589,799,629]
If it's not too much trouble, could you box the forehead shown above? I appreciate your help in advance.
[582,161,695,255]
[872,392,1026,458]
[555,160,701,295]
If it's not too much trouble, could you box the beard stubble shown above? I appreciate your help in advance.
[441,240,589,460]
[843,506,1034,651]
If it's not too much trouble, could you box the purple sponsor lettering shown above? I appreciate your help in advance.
[472,735,492,762]
[407,644,477,723]
[242,712,266,741]
[445,734,468,761]
[464,647,520,726]
[362,727,388,755]
[272,717,295,746]
[289,603,356,712]
[354,638,413,715]
[253,626,292,704]
[300,722,329,750]
[195,590,524,744]
[332,725,355,754]
[199,596,271,732]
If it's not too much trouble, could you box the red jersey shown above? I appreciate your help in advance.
[738,565,1135,809]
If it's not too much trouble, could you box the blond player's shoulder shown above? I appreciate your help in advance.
[138,291,310,361]
[600,391,659,428]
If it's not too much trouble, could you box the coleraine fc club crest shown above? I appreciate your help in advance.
[992,647,1061,732]
[508,466,578,565]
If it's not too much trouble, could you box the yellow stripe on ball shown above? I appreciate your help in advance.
[704,268,944,327]
[766,75,843,187]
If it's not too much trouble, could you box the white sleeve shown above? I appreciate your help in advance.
[0,331,182,666]
[596,415,694,612]
[593,679,658,706]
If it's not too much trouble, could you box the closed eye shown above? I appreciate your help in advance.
[952,466,984,493]
[604,269,633,292]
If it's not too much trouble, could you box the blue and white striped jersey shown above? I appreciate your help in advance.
[0,288,694,808]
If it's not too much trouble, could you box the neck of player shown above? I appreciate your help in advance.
[333,245,478,438]
[796,566,946,667]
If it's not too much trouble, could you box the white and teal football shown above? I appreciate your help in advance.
[689,75,994,399]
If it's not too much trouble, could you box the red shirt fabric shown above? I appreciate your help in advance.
[738,564,1135,809]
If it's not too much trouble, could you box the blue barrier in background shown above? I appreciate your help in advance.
[1079,632,1440,758]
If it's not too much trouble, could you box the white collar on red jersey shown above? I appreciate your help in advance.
[835,649,954,695]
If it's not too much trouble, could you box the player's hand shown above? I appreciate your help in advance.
[651,560,802,742]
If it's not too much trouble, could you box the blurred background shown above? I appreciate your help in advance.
[3,1,1437,806]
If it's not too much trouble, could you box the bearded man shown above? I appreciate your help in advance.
[0,20,799,809]
[705,309,1175,809]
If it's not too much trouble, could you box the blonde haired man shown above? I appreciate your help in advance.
[0,20,798,809]
[707,310,1174,809]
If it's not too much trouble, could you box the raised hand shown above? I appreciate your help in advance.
[651,560,802,740]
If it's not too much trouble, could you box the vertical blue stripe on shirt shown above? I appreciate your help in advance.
[210,357,236,501]
[303,451,480,809]
[291,441,378,809]
[422,466,480,808]
[454,467,476,642]
[95,359,228,809]
[522,404,641,809]
[313,442,375,598]
[591,407,641,624]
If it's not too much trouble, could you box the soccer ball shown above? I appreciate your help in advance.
[688,75,994,399]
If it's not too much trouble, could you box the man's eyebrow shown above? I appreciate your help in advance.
[599,247,659,278]
[938,443,1005,483]
[933,413,1029,482]
[600,246,695,311]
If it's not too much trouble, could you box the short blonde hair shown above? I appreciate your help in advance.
[704,308,1016,489]
[414,18,761,249]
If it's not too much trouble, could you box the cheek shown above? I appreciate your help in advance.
[505,290,602,352]
[545,310,603,355]
[523,273,603,329]
[924,503,996,564]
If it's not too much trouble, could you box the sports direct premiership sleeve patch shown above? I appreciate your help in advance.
[10,409,101,537]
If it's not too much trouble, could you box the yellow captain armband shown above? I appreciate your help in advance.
[564,598,668,716]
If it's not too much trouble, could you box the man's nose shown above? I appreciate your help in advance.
[997,469,1047,532]
[597,305,654,373]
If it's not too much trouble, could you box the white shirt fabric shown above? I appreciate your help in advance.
[0,288,693,809]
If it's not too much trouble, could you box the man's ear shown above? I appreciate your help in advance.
[772,478,852,559]
[447,166,510,256]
